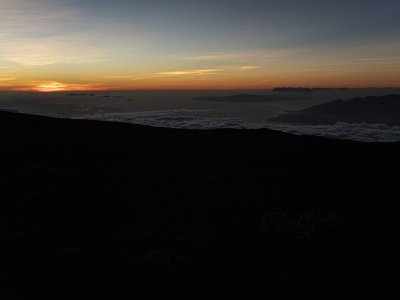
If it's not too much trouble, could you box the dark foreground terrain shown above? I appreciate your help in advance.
[1,111,400,299]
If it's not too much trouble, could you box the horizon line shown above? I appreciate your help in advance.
[2,87,400,93]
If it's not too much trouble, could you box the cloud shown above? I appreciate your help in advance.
[0,0,105,66]
[103,65,262,85]
[104,69,225,82]
[0,0,80,34]
[352,57,399,65]
[237,66,260,70]
[174,48,309,62]
[0,76,17,82]
[0,66,18,87]
[266,122,400,143]
[1,36,106,66]
[155,69,224,76]
[253,79,271,84]
[82,111,400,143]
[82,110,252,130]
[187,54,244,60]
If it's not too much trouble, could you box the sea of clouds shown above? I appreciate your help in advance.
[81,110,400,143]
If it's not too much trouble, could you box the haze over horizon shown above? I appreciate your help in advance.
[1,0,399,92]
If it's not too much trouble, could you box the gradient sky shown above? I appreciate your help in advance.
[1,0,399,91]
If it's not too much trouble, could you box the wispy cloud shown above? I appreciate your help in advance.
[237,66,260,70]
[174,48,309,62]
[105,69,225,82]
[1,36,106,66]
[155,69,224,76]
[253,79,271,84]
[187,54,244,60]
[0,0,106,66]
[0,76,17,82]
[352,57,400,65]
[105,66,261,82]
[0,0,81,34]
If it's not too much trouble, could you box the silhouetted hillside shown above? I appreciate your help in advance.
[2,111,400,299]
[271,94,400,125]
[273,87,349,92]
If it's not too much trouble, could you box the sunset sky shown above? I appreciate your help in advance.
[1,0,399,91]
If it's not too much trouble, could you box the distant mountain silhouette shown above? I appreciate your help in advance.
[273,87,349,92]
[270,94,400,125]
[67,93,95,96]
[194,94,284,102]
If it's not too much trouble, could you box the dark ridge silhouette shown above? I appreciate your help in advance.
[194,94,284,102]
[2,110,400,299]
[270,94,400,125]
[273,87,349,92]
[0,108,19,113]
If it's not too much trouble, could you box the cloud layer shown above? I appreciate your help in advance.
[81,110,400,143]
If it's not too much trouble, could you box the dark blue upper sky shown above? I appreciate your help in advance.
[72,0,399,42]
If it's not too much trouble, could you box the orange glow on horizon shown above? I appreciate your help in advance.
[1,59,399,91]
[3,71,400,92]
[34,82,68,92]
[11,81,113,92]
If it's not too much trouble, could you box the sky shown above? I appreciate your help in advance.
[0,0,399,91]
